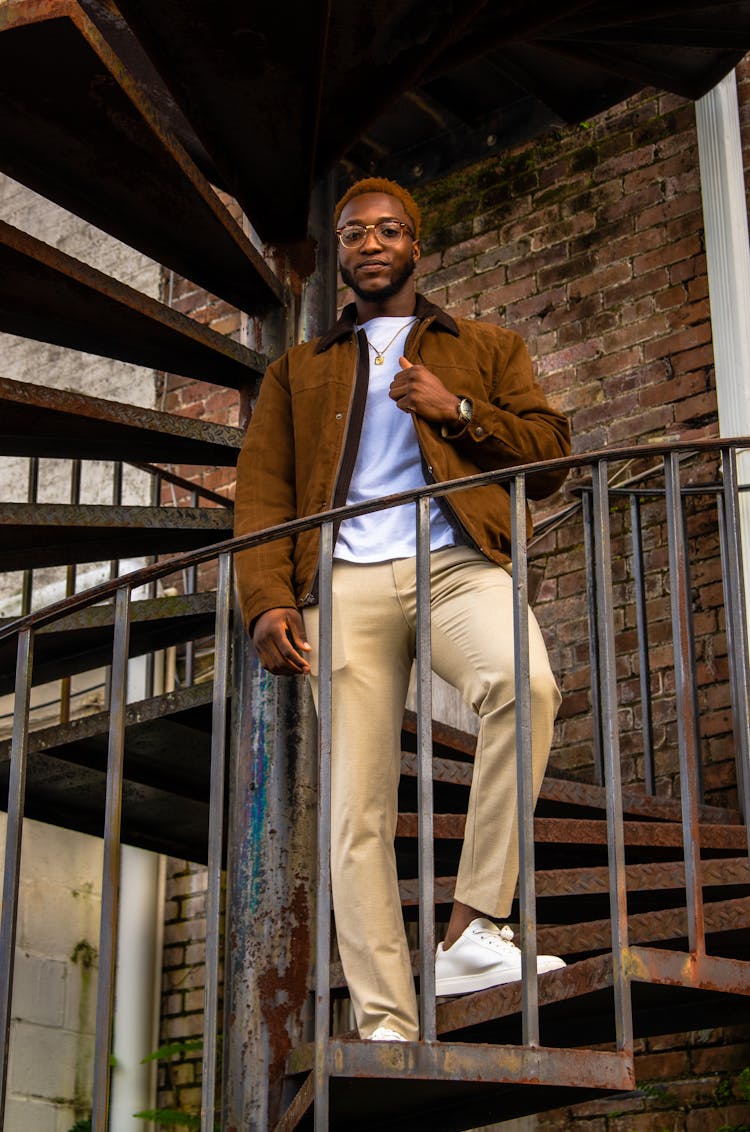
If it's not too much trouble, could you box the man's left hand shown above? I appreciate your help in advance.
[389,357,460,425]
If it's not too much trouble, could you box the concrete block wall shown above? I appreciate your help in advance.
[0,817,102,1131]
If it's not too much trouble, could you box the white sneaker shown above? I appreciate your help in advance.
[435,918,566,996]
[367,1026,407,1041]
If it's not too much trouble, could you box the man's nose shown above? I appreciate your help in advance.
[361,228,382,251]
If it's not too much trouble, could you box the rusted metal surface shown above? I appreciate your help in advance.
[0,374,243,464]
[536,896,750,958]
[396,813,749,850]
[0,0,283,312]
[0,501,232,570]
[273,1073,314,1132]
[0,219,267,388]
[328,1039,634,1091]
[628,946,750,995]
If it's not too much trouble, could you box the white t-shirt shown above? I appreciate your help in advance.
[334,316,456,563]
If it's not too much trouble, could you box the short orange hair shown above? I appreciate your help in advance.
[334,177,421,238]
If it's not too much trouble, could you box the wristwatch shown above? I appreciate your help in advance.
[457,396,473,424]
[441,396,473,438]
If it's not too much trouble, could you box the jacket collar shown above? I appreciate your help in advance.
[314,293,459,354]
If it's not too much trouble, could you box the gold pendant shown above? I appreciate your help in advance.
[374,355,384,365]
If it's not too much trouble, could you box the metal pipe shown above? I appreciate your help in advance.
[664,452,705,959]
[415,497,436,1042]
[60,458,82,724]
[629,494,655,794]
[315,521,334,1130]
[92,585,131,1131]
[510,474,539,1048]
[591,462,633,1054]
[680,492,704,804]
[718,447,750,836]
[21,458,39,616]
[582,490,604,786]
[202,553,231,1131]
[0,628,34,1120]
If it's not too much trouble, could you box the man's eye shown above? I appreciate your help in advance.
[380,224,401,240]
[343,227,365,243]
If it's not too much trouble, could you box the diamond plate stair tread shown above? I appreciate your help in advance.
[400,737,741,826]
[0,219,266,388]
[397,857,750,906]
[0,682,218,861]
[0,592,219,695]
[0,6,282,314]
[396,813,748,850]
[0,375,243,463]
[0,502,232,569]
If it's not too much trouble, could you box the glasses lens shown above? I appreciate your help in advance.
[340,225,366,248]
[376,221,404,244]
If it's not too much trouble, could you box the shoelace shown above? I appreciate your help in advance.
[471,924,518,951]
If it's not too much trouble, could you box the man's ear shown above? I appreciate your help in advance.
[412,239,421,263]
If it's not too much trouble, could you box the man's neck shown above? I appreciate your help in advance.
[354,289,417,323]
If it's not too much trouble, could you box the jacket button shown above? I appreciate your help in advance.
[335,412,343,420]
[475,426,484,436]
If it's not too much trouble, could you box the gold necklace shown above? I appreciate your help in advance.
[359,318,417,365]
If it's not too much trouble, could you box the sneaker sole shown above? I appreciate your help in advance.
[435,958,566,997]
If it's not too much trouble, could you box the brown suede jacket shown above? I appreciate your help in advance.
[234,295,571,633]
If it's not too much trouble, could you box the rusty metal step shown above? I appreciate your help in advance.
[0,592,219,695]
[397,857,750,909]
[0,220,266,388]
[396,812,748,852]
[0,3,283,313]
[399,723,742,826]
[0,376,243,464]
[0,682,219,862]
[0,501,232,570]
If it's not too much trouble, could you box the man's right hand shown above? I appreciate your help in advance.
[252,607,312,676]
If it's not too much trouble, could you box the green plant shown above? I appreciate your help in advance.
[715,1075,735,1106]
[66,1121,91,1132]
[737,1066,750,1101]
[134,1037,207,1129]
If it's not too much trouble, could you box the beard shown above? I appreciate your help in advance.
[340,253,416,302]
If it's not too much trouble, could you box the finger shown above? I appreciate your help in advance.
[286,609,312,653]
[398,355,413,369]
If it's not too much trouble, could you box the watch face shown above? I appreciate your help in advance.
[459,397,472,422]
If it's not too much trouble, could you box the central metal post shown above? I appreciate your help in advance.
[222,177,336,1130]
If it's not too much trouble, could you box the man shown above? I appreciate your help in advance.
[234,177,571,1043]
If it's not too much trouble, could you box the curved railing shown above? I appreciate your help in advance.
[2,436,750,1130]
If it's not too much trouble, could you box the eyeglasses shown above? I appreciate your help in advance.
[336,220,415,249]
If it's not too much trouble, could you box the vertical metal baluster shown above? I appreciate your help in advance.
[104,461,124,711]
[0,629,34,1120]
[21,458,39,616]
[680,492,704,804]
[583,490,604,786]
[416,497,436,1042]
[60,458,82,724]
[664,452,705,960]
[718,448,750,837]
[630,494,655,795]
[592,461,633,1055]
[315,522,334,1131]
[92,586,131,1132]
[185,490,199,687]
[202,553,231,1131]
[510,475,539,1048]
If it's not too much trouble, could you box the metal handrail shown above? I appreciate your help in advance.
[2,435,747,642]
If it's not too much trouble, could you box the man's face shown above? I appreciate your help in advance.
[337,192,421,304]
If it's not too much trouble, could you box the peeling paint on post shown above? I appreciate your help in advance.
[222,176,336,1130]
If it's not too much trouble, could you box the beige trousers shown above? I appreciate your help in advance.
[304,545,561,1040]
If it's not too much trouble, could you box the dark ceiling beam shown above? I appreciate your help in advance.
[106,0,331,243]
[0,0,283,312]
[0,220,266,388]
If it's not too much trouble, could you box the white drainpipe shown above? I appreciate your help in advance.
[695,69,750,595]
